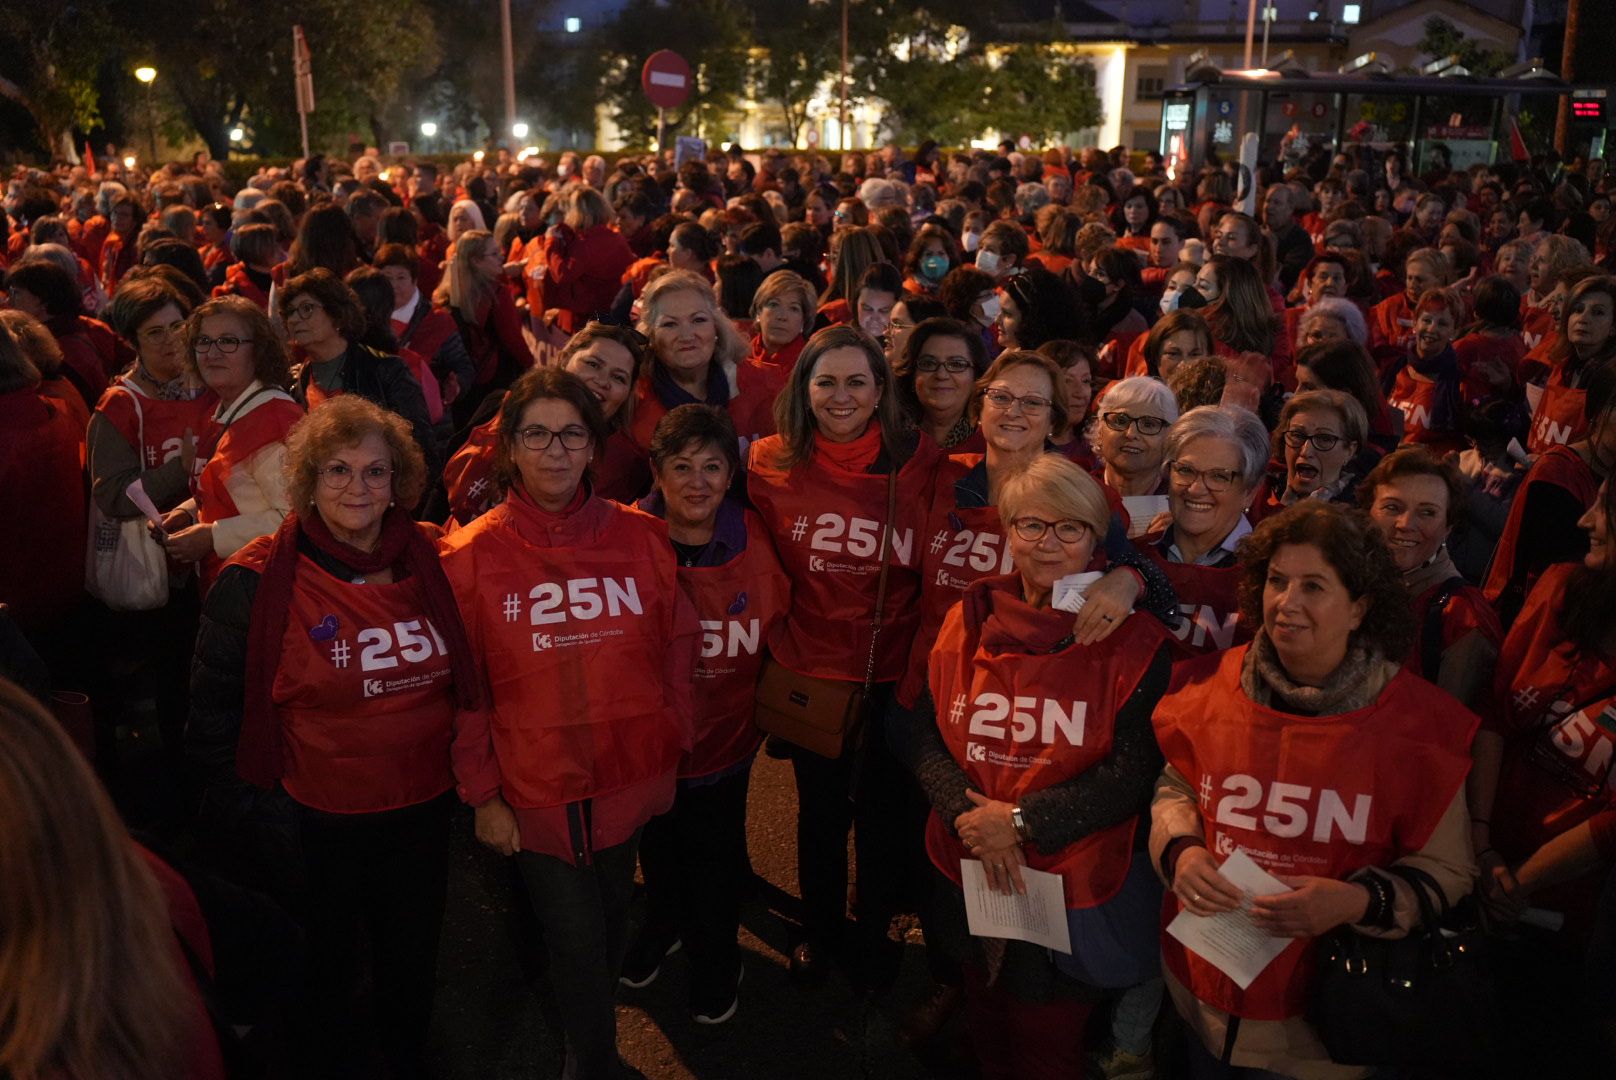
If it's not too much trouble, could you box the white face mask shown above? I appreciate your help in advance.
[1160,286,1183,314]
[977,294,1002,327]
[975,249,1001,276]
[963,230,981,254]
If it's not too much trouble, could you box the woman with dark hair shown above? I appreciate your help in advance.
[4,259,114,403]
[346,266,446,428]
[716,253,766,331]
[440,366,694,1080]
[1153,501,1477,1078]
[748,270,817,374]
[1115,187,1158,253]
[279,268,437,472]
[213,223,280,311]
[1528,274,1616,454]
[141,237,211,299]
[622,405,790,1025]
[853,261,905,344]
[1197,254,1279,364]
[748,324,942,987]
[442,322,653,524]
[819,226,886,325]
[1483,361,1615,626]
[893,316,988,450]
[1137,310,1213,382]
[902,223,961,298]
[375,243,475,415]
[1382,287,1467,455]
[1454,275,1527,401]
[1467,476,1616,1071]
[999,265,1084,352]
[281,203,363,286]
[1368,248,1451,370]
[1294,340,1404,455]
[189,397,471,1077]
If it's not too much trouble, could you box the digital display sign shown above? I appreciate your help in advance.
[1572,90,1607,125]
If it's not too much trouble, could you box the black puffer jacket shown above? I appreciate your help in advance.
[293,343,442,479]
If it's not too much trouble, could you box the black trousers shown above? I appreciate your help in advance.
[637,765,752,993]
[296,792,452,1080]
[789,685,932,979]
[516,833,641,1080]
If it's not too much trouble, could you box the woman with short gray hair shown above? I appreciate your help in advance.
[1091,375,1180,499]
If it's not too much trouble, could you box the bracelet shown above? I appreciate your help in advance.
[1357,872,1393,927]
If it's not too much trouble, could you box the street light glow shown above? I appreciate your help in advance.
[565,16,581,32]
[473,150,486,163]
[134,66,157,84]
[229,127,245,142]
[123,155,137,169]
[420,121,438,138]
[511,121,529,139]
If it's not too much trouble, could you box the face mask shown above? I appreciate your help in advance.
[974,249,1000,275]
[962,230,981,253]
[1178,286,1209,310]
[919,253,949,282]
[977,294,1001,327]
[1160,287,1184,314]
[1194,280,1219,303]
[1079,276,1108,307]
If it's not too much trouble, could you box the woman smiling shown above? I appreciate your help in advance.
[894,317,988,450]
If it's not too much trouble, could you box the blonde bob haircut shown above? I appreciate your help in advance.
[997,454,1110,542]
[564,186,615,231]
[749,269,818,324]
[637,269,749,371]
[282,395,428,516]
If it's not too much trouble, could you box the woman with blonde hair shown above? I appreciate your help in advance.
[748,269,818,374]
[542,185,636,333]
[433,228,534,424]
[819,226,887,325]
[0,678,225,1080]
[629,269,778,452]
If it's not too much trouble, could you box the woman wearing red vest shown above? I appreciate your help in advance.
[1467,479,1616,1071]
[1368,248,1451,373]
[0,681,225,1080]
[901,455,1174,1079]
[441,323,650,525]
[1526,275,1615,454]
[893,316,989,451]
[161,296,302,586]
[440,367,695,1080]
[747,324,942,986]
[189,397,473,1078]
[622,404,789,1025]
[1093,375,1178,513]
[747,269,816,375]
[1381,287,1468,456]
[541,186,636,333]
[630,270,779,455]
[1137,405,1270,660]
[433,229,535,427]
[1483,362,1613,626]
[1152,502,1477,1078]
[1254,390,1370,522]
[1360,448,1502,710]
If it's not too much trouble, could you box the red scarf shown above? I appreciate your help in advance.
[812,425,882,473]
[236,507,481,790]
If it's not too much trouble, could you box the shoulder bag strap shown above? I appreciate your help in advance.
[1421,575,1466,680]
[1388,863,1450,928]
[861,467,899,694]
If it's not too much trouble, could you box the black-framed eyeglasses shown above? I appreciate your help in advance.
[1101,411,1168,436]
[518,425,592,452]
[982,387,1053,414]
[916,357,973,374]
[318,464,394,490]
[284,301,323,322]
[1167,461,1239,493]
[193,335,253,354]
[1010,517,1092,544]
[1281,429,1343,452]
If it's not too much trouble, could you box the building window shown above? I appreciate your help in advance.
[1342,4,1360,23]
[565,16,581,32]
[1136,69,1167,100]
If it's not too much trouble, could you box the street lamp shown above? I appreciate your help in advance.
[420,121,438,138]
[134,65,158,164]
[229,126,245,143]
[512,121,529,140]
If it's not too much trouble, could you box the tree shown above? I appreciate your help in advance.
[978,33,1101,145]
[748,0,843,146]
[0,0,111,158]
[852,9,987,146]
[593,0,750,145]
[1415,16,1511,76]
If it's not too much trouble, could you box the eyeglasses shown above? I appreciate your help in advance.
[1281,429,1343,452]
[284,301,323,322]
[982,387,1053,414]
[1009,517,1092,544]
[1167,461,1240,492]
[1101,411,1168,436]
[140,319,187,342]
[319,463,394,490]
[916,357,973,374]
[193,335,253,354]
[518,425,592,451]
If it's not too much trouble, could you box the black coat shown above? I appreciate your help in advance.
[293,344,442,479]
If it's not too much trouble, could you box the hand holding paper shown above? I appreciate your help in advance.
[1166,848,1292,990]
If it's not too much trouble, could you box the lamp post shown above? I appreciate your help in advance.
[421,121,438,153]
[134,65,157,164]
[840,0,849,152]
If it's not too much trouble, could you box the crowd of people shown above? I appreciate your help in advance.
[1,133,1614,1080]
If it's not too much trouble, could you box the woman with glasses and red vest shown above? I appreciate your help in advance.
[439,366,696,1080]
[902,455,1174,1080]
[1152,503,1476,1078]
[188,397,472,1079]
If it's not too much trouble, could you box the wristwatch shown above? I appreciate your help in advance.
[1010,805,1030,844]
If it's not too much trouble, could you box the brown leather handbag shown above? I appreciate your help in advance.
[754,468,897,759]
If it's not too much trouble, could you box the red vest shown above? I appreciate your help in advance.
[1135,536,1248,659]
[1520,301,1555,352]
[1408,579,1502,682]
[212,262,270,310]
[439,499,684,808]
[899,455,1013,706]
[677,513,790,777]
[95,381,217,473]
[747,435,941,681]
[1482,445,1598,605]
[1491,565,1616,886]
[925,580,1167,908]
[1387,368,1463,454]
[1369,293,1416,369]
[627,363,779,456]
[1527,362,1588,453]
[229,540,455,813]
[1153,648,1476,1020]
[443,406,504,526]
[192,393,303,582]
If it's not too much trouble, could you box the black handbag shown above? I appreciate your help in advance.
[1309,865,1501,1069]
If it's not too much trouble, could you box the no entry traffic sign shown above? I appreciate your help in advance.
[642,50,692,111]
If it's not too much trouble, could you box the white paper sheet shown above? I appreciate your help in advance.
[124,478,166,532]
[961,860,1072,954]
[1051,570,1105,613]
[1121,495,1170,538]
[1165,848,1291,990]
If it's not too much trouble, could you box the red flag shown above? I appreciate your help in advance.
[1508,118,1529,163]
[83,141,96,174]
